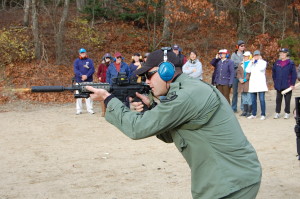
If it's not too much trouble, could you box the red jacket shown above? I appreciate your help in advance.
[97,63,109,83]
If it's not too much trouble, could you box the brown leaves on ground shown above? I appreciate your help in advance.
[1,62,75,104]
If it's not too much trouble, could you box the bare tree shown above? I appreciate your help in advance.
[1,0,7,10]
[55,0,70,64]
[292,0,300,33]
[32,0,41,59]
[76,0,86,12]
[162,0,171,44]
[24,0,31,26]
[281,0,288,40]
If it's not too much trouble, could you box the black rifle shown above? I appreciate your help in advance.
[294,97,300,160]
[31,73,151,111]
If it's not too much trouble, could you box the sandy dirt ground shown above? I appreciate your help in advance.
[1,89,300,199]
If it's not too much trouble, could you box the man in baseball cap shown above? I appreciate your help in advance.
[85,47,262,199]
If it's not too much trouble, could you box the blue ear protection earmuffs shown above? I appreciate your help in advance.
[157,47,175,81]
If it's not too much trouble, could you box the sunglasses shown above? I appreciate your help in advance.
[145,70,158,80]
[116,57,122,59]
[240,45,245,47]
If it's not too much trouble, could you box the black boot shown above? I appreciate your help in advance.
[247,105,252,117]
[240,104,248,116]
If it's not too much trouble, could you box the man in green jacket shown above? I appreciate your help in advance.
[86,48,262,199]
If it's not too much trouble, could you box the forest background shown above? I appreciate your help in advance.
[0,0,300,104]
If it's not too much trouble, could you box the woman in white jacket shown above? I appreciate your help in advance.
[182,51,203,80]
[246,50,268,120]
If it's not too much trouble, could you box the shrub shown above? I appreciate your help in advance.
[0,27,34,66]
[279,36,300,65]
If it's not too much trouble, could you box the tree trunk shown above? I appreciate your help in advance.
[162,0,171,44]
[32,0,41,59]
[2,0,7,10]
[281,0,288,40]
[76,0,85,12]
[55,0,70,65]
[24,0,31,26]
[260,0,267,50]
[292,0,300,33]
[237,0,247,39]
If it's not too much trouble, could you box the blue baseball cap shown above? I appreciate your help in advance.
[279,48,289,53]
[79,48,87,53]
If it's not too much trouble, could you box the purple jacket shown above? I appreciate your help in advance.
[272,59,297,91]
[210,58,235,86]
[73,57,95,83]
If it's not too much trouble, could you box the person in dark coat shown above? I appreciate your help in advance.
[106,52,131,85]
[97,53,113,83]
[272,48,297,119]
[210,49,235,104]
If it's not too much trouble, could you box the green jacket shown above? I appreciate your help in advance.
[105,73,262,199]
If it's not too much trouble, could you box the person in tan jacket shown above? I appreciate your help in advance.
[237,51,252,117]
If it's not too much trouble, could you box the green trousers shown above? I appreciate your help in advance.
[220,181,261,199]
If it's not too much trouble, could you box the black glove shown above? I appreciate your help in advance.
[229,84,232,88]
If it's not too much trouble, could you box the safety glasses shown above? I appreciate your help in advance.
[145,70,158,80]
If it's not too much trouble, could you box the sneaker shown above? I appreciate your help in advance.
[76,111,82,115]
[273,113,280,119]
[88,110,95,114]
[260,116,266,120]
[284,113,290,119]
[247,115,256,119]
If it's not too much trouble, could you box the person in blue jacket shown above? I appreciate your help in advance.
[73,48,95,115]
[210,49,235,104]
[106,52,131,85]
[272,48,297,119]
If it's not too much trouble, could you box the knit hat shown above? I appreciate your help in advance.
[102,53,112,60]
[279,48,289,53]
[253,50,261,55]
[237,40,245,46]
[243,51,251,56]
[172,44,180,50]
[218,49,228,54]
[114,52,122,57]
[134,48,181,75]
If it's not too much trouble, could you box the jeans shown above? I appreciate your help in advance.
[241,92,252,105]
[276,90,292,114]
[251,92,266,116]
[231,77,239,111]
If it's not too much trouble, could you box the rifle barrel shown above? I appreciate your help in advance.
[31,86,75,92]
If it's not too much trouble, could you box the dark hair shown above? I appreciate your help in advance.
[189,51,197,56]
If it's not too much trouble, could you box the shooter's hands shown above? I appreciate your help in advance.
[85,86,111,101]
[129,92,151,112]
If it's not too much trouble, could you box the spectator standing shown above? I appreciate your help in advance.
[246,50,268,120]
[106,52,131,85]
[237,51,252,117]
[129,53,143,82]
[172,44,187,73]
[97,53,112,117]
[210,49,235,104]
[97,53,113,83]
[231,40,246,112]
[182,51,203,80]
[272,48,297,119]
[73,48,95,115]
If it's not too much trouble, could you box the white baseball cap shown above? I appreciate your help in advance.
[243,51,252,56]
